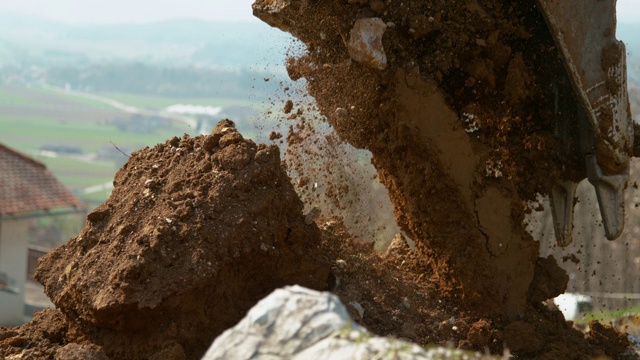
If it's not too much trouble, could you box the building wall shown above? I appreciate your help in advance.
[0,218,29,326]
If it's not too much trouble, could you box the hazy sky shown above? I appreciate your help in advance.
[0,0,638,24]
[0,0,258,24]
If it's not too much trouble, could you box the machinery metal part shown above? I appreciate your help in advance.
[537,0,634,245]
[585,154,628,240]
[550,181,578,247]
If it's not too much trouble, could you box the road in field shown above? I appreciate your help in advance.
[43,85,198,128]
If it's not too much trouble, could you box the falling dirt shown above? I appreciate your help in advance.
[254,0,576,316]
[0,1,638,359]
[253,0,636,358]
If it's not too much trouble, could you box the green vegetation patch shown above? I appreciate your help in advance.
[577,305,640,325]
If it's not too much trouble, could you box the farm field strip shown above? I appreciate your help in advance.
[95,91,255,110]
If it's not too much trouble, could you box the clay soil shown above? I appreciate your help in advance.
[0,1,638,359]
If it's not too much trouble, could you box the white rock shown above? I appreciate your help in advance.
[203,286,355,359]
[348,18,388,70]
[201,285,499,360]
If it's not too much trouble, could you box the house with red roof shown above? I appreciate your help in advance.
[0,143,83,326]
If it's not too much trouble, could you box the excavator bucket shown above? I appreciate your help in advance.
[536,0,634,245]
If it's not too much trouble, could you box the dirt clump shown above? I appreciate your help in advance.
[0,120,331,359]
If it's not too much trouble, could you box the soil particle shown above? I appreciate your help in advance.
[269,131,283,140]
[55,343,110,360]
[466,319,496,349]
[504,321,542,353]
[528,255,570,303]
[283,99,294,114]
[587,321,635,359]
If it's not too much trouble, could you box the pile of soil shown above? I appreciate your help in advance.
[323,221,632,359]
[1,120,330,359]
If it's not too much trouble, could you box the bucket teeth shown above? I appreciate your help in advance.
[537,0,633,243]
[550,181,578,247]
[585,155,628,241]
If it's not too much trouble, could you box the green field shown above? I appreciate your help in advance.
[95,91,256,110]
[39,87,115,110]
[0,114,194,152]
[0,84,207,208]
[577,305,640,325]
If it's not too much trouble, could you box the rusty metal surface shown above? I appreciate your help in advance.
[536,0,633,174]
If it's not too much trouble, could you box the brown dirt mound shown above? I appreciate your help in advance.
[10,120,330,359]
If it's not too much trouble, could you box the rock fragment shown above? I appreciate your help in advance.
[348,18,388,70]
[55,344,109,360]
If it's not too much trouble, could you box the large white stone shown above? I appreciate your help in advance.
[202,285,498,360]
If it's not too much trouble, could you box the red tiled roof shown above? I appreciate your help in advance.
[0,143,83,216]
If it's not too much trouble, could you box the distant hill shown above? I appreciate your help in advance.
[0,14,636,96]
[0,14,294,68]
